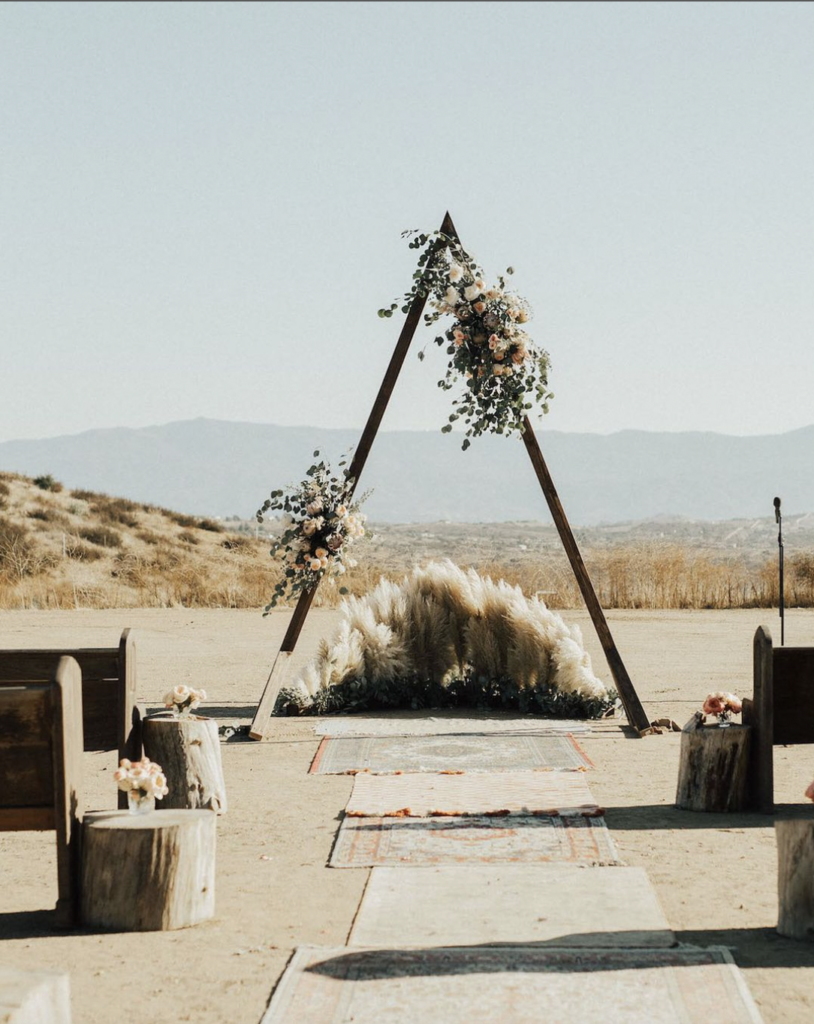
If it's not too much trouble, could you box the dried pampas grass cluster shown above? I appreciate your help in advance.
[290,560,608,709]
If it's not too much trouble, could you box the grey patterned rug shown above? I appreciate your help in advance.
[310,733,593,774]
[263,946,762,1023]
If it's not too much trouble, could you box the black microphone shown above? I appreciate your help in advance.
[774,496,781,524]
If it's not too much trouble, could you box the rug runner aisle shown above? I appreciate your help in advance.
[330,813,622,868]
[344,769,602,818]
[310,733,593,775]
[262,946,763,1024]
[262,717,764,1022]
[349,864,673,947]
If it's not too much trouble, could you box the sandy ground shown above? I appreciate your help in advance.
[2,607,814,1022]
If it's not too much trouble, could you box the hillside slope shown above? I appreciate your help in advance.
[0,471,275,609]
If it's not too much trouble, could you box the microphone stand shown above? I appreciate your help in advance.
[775,497,785,646]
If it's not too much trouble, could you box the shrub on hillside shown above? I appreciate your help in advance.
[78,525,122,548]
[27,506,70,526]
[65,539,104,562]
[178,530,199,545]
[33,474,63,493]
[0,521,38,579]
[197,518,224,533]
[222,535,251,552]
[136,529,161,546]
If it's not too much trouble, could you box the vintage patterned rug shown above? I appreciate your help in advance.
[310,733,593,775]
[345,770,602,818]
[349,864,673,948]
[329,813,621,868]
[314,715,594,737]
[262,946,762,1023]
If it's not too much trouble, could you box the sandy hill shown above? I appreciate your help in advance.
[0,470,274,610]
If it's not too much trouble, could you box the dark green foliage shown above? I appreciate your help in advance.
[33,474,63,492]
[275,673,618,720]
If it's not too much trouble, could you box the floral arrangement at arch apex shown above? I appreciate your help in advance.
[379,230,553,450]
[257,451,369,610]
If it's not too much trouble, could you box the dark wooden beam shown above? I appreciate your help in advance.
[250,215,456,739]
[520,417,650,734]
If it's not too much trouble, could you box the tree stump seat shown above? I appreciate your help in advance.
[675,714,750,812]
[776,816,814,941]
[81,809,216,931]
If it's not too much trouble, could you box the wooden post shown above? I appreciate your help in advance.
[81,809,216,931]
[776,818,814,940]
[51,656,84,927]
[520,418,649,734]
[675,713,750,812]
[143,715,227,813]
[749,625,775,814]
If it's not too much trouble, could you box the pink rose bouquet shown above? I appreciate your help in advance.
[702,691,742,727]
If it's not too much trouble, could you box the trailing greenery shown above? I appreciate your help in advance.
[275,673,618,719]
[379,229,553,449]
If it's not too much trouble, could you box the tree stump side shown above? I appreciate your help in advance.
[675,714,750,812]
[143,716,227,813]
[81,809,216,931]
[777,819,814,941]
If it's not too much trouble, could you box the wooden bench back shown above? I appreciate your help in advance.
[0,656,84,924]
[745,625,814,813]
[0,629,138,759]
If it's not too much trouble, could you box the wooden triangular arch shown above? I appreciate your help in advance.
[249,213,652,739]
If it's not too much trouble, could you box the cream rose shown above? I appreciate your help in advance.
[448,263,463,283]
[464,283,482,301]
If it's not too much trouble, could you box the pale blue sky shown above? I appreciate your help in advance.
[2,1,814,443]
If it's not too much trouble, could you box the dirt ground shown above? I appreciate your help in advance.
[2,607,814,1023]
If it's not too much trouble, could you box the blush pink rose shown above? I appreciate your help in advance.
[703,695,724,716]
[806,781,814,802]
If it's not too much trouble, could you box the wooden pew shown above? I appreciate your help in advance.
[0,656,84,925]
[743,624,814,813]
[0,628,141,762]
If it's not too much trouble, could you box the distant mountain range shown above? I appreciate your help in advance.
[0,418,811,525]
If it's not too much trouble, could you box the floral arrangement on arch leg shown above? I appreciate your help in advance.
[701,691,742,727]
[257,450,369,610]
[379,230,553,450]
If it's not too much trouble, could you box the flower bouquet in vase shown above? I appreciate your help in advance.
[702,691,742,728]
[163,684,207,718]
[114,756,169,815]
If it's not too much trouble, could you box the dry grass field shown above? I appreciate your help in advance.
[2,471,814,612]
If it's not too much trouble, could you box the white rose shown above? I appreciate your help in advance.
[448,263,463,283]
[464,284,482,301]
[172,685,190,703]
[444,286,459,307]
